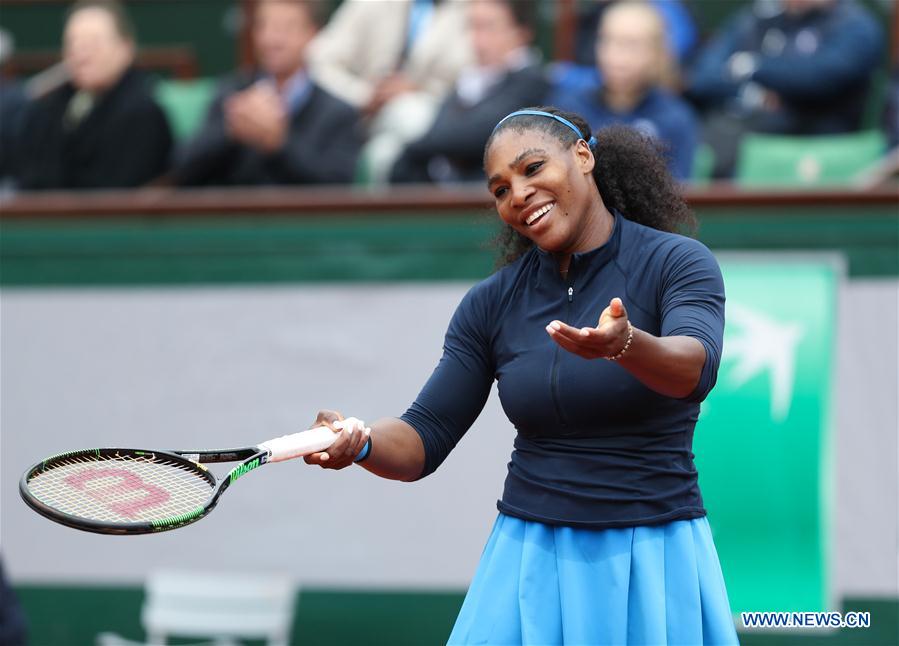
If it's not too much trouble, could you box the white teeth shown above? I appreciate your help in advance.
[526,203,554,225]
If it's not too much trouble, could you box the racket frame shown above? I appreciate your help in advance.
[20,446,267,535]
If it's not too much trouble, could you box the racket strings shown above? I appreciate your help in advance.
[27,453,214,524]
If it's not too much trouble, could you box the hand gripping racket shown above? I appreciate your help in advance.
[20,425,357,535]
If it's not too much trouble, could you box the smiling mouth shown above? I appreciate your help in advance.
[526,202,555,226]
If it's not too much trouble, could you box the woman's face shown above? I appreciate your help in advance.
[485,128,599,254]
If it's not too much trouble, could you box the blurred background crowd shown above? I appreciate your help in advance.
[0,0,895,193]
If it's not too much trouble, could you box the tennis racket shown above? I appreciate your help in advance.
[20,424,363,535]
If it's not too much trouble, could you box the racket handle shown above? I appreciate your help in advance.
[259,426,338,462]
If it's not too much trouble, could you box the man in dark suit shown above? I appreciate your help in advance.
[389,0,548,184]
[174,0,361,186]
[16,0,172,190]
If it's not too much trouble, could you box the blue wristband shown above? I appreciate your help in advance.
[354,436,372,463]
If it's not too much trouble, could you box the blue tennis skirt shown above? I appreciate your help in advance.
[448,514,739,645]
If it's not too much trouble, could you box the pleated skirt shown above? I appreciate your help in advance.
[448,514,739,646]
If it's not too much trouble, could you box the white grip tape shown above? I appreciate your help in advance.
[258,426,338,462]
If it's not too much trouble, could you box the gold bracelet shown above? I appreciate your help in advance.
[605,322,634,361]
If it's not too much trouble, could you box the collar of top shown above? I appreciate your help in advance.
[535,210,623,280]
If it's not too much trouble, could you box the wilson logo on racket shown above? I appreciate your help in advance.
[228,457,261,484]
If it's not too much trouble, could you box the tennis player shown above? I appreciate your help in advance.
[305,107,738,645]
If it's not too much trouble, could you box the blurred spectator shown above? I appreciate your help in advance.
[15,0,172,190]
[389,0,548,184]
[308,0,472,111]
[686,0,885,178]
[0,28,28,190]
[555,0,698,96]
[308,0,473,184]
[174,0,360,186]
[551,1,697,180]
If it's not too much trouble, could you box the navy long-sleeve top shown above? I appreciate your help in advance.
[401,213,725,528]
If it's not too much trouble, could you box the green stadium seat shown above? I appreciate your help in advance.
[736,130,887,187]
[354,148,374,186]
[861,67,889,132]
[154,78,216,142]
[691,143,715,184]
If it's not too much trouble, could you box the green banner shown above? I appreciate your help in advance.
[696,257,839,614]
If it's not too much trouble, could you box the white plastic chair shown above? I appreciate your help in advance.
[96,570,295,646]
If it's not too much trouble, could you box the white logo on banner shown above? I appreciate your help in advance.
[723,303,805,423]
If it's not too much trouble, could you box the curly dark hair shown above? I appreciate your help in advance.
[485,107,696,266]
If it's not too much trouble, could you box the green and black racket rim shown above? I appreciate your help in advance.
[19,448,243,535]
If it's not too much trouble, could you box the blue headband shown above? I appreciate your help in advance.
[493,110,597,148]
